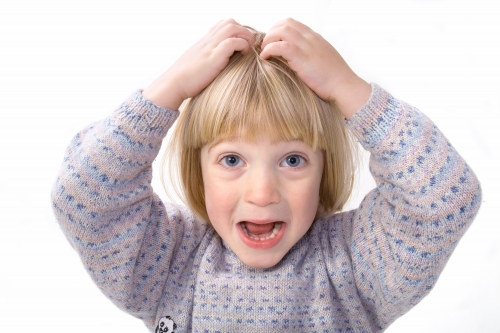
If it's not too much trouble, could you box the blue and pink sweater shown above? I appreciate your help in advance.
[51,83,481,332]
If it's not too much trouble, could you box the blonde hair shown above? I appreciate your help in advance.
[162,27,358,223]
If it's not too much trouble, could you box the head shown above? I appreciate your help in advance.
[163,27,357,268]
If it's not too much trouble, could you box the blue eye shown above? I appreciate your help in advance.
[282,154,303,167]
[222,155,241,167]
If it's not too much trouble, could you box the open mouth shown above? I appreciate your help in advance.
[241,221,282,240]
[237,221,286,249]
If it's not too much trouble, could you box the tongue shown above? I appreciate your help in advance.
[244,222,275,235]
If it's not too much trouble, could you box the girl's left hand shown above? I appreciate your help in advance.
[260,18,371,119]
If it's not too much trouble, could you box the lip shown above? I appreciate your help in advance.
[240,219,278,224]
[236,220,287,250]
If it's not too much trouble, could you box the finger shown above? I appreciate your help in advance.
[214,37,254,60]
[261,20,310,51]
[260,40,302,61]
[213,23,255,50]
[209,18,240,34]
[263,18,311,39]
[262,24,302,48]
[265,17,302,32]
[203,19,247,46]
[260,27,307,60]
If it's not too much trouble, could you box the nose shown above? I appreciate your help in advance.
[243,167,281,207]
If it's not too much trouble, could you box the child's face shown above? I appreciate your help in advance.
[201,137,324,268]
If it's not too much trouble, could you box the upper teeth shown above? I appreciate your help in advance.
[241,222,282,241]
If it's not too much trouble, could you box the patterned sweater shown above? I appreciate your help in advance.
[51,83,481,332]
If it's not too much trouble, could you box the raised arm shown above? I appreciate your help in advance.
[344,83,481,327]
[51,19,255,326]
[51,91,186,324]
[261,18,482,327]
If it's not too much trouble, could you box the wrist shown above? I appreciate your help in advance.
[331,76,371,120]
[142,72,185,111]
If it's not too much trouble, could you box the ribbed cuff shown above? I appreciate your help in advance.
[113,90,179,140]
[345,83,403,150]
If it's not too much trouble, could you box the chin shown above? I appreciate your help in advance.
[239,252,284,269]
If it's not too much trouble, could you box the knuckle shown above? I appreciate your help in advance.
[281,41,291,50]
[221,38,236,48]
[221,22,240,34]
[282,24,293,33]
[223,18,237,26]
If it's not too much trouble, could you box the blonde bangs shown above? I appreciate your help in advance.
[182,50,326,151]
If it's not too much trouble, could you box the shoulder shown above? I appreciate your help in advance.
[305,211,356,253]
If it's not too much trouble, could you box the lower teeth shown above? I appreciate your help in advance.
[241,222,282,241]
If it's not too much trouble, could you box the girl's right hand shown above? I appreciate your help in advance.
[142,19,255,110]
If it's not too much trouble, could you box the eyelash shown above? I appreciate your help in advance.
[219,154,244,169]
[280,154,307,168]
[218,154,307,169]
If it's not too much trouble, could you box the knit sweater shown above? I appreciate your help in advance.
[51,83,481,332]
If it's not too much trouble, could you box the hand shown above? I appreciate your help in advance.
[143,19,255,110]
[260,18,371,119]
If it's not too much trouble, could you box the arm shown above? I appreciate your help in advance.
[51,93,186,323]
[344,83,481,327]
[261,18,481,326]
[51,19,255,324]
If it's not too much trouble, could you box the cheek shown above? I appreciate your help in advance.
[298,187,320,218]
[289,175,322,221]
[204,179,238,222]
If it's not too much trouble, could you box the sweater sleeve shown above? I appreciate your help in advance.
[51,91,208,325]
[343,83,482,329]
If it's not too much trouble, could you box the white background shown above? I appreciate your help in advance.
[1,0,499,332]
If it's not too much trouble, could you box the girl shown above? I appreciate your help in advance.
[51,18,481,332]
